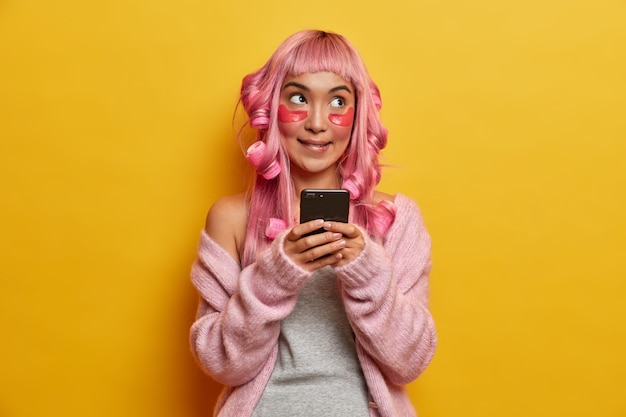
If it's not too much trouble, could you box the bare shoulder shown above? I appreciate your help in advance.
[373,190,395,204]
[204,193,249,262]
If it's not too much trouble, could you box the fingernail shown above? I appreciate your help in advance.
[332,233,342,239]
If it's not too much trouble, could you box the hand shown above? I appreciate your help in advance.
[283,219,347,271]
[283,220,365,271]
[321,221,364,267]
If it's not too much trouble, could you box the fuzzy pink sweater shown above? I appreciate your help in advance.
[190,193,436,417]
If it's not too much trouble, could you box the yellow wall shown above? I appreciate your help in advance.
[1,1,625,416]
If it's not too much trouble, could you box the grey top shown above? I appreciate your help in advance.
[251,266,370,416]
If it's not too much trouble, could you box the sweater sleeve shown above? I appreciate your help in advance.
[334,194,437,385]
[189,229,311,387]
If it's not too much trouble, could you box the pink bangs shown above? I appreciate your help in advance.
[272,31,364,89]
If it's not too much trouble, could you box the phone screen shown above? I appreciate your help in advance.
[299,189,349,235]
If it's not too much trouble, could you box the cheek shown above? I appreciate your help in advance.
[278,117,299,139]
[328,106,354,127]
[278,104,308,123]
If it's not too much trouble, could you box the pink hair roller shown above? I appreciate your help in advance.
[342,173,363,200]
[245,141,265,167]
[373,199,397,235]
[245,141,281,180]
[249,109,270,130]
[265,217,287,239]
[261,160,281,179]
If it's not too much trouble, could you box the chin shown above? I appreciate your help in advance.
[292,161,337,176]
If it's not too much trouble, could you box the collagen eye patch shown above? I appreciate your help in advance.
[328,107,354,127]
[278,104,308,122]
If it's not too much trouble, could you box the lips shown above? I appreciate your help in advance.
[297,138,332,150]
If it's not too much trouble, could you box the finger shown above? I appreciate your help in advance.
[304,251,343,271]
[306,237,346,261]
[286,219,324,242]
[289,230,343,257]
[290,219,326,240]
[323,222,360,238]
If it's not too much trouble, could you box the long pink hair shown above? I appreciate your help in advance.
[238,30,393,266]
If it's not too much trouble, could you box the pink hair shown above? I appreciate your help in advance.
[238,30,394,266]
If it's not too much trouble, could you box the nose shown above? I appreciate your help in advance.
[304,103,327,134]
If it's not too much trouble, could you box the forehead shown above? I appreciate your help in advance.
[281,71,354,93]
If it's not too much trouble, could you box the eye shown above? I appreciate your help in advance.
[330,97,345,108]
[289,93,306,104]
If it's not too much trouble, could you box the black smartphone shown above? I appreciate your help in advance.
[299,189,350,236]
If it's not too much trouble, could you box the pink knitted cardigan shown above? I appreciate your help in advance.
[190,193,436,417]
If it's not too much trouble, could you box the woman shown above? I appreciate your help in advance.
[190,30,436,417]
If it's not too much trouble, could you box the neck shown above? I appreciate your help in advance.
[290,171,342,197]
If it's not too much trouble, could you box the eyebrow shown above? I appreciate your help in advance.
[283,81,353,95]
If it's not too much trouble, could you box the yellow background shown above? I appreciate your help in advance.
[1,0,625,416]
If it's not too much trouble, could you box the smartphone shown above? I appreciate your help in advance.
[299,189,350,236]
